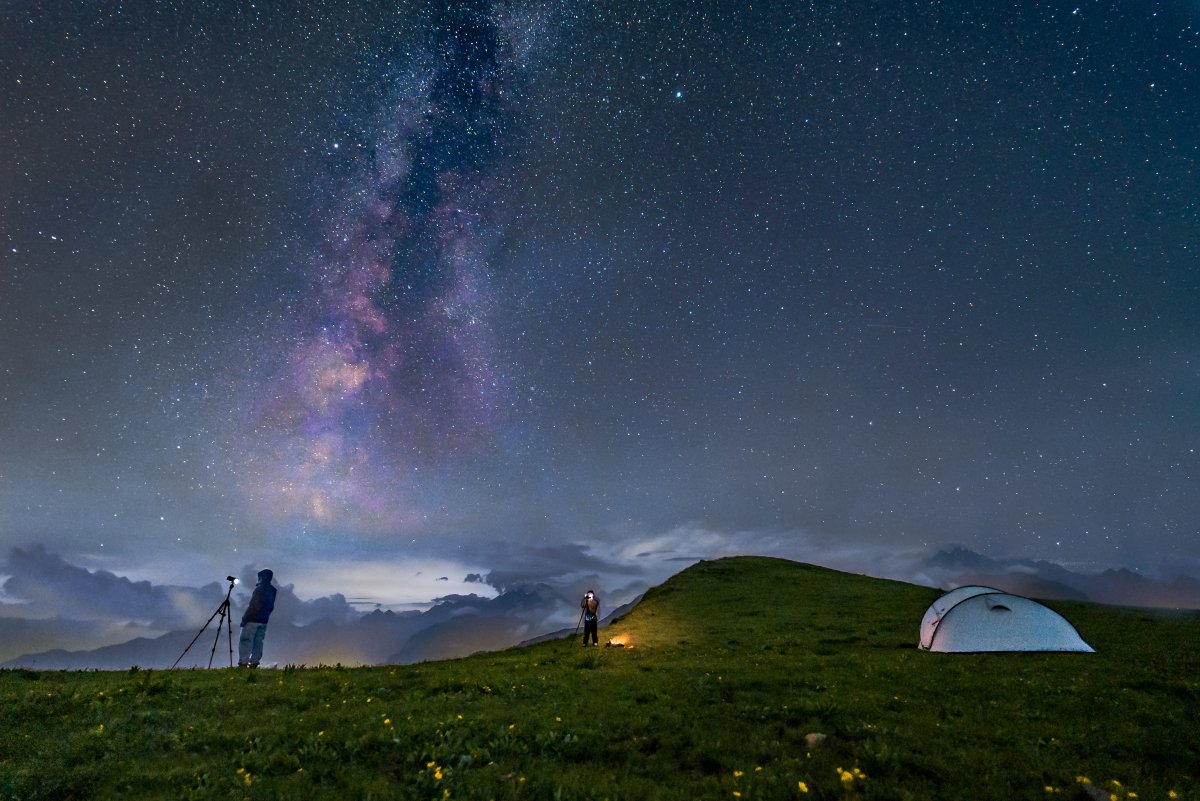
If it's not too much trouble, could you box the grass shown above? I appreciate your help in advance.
[1,556,1197,800]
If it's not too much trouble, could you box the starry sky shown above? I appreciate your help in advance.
[2,0,1197,610]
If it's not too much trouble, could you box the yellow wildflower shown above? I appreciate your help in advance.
[798,781,809,793]
[1077,777,1092,785]
[733,770,744,778]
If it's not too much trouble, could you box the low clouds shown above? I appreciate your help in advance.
[472,541,627,592]
[4,534,1199,669]
[1,545,220,629]
[0,536,661,667]
[0,545,362,662]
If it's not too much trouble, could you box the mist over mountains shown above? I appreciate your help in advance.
[916,546,1200,610]
[1,586,566,670]
[3,545,1198,670]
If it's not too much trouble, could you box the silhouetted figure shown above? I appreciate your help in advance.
[581,589,599,646]
[238,569,276,667]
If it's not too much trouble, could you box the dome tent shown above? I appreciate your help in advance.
[920,587,1094,653]
[919,585,1002,650]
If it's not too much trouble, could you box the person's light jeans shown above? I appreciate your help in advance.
[238,622,268,666]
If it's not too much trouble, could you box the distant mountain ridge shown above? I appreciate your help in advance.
[0,585,570,671]
[4,548,1197,670]
[923,546,1200,609]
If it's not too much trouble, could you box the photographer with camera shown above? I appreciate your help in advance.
[580,589,600,646]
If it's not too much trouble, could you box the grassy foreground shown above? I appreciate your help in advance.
[1,556,1197,801]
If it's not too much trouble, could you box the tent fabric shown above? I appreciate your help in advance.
[920,589,1094,653]
[918,585,1001,650]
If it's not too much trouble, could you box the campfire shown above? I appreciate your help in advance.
[605,634,632,648]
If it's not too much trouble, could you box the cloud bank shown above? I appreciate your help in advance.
[4,535,1199,669]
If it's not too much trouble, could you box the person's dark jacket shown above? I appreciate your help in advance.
[241,570,276,625]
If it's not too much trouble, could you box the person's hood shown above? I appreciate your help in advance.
[257,569,274,584]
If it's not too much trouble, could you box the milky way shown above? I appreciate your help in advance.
[246,1,554,529]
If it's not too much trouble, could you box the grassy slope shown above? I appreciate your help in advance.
[1,556,1197,801]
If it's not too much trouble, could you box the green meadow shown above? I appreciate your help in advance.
[1,556,1196,800]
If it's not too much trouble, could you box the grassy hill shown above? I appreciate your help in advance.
[1,556,1196,800]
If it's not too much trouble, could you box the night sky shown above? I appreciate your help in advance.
[2,0,1197,611]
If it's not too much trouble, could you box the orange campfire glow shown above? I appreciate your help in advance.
[605,634,632,648]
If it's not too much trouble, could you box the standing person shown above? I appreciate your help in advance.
[238,569,276,667]
[580,589,599,646]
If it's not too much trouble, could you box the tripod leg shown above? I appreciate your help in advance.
[171,602,224,669]
[207,599,230,669]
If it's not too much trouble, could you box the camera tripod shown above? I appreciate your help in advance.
[171,576,238,669]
